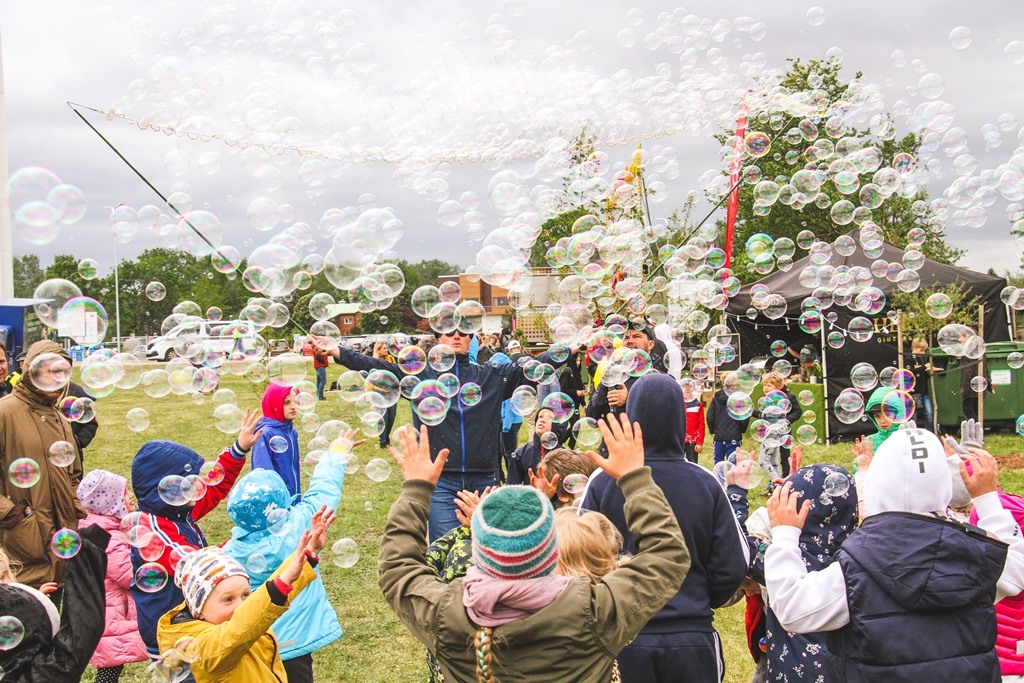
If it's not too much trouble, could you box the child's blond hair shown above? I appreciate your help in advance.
[762,372,785,392]
[911,337,928,352]
[0,546,20,583]
[554,508,624,583]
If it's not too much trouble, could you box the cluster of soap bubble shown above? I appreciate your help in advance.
[8,167,87,246]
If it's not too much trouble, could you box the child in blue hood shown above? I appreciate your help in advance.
[130,409,263,658]
[252,382,302,499]
[222,427,360,683]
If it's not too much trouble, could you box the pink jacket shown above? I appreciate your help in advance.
[972,491,1024,676]
[79,513,149,668]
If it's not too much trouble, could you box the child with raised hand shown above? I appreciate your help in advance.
[379,416,690,683]
[130,409,262,659]
[506,407,565,486]
[765,428,1024,680]
[726,454,859,682]
[251,382,302,499]
[157,507,336,683]
[222,428,362,683]
[77,469,148,682]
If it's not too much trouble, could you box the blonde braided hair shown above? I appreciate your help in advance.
[475,626,496,683]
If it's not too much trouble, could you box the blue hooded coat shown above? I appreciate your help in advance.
[222,455,345,661]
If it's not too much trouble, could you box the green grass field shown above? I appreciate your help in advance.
[74,363,1024,683]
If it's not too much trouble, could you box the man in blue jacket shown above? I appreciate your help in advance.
[315,329,569,541]
[583,373,749,683]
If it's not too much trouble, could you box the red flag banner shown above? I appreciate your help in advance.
[724,103,747,269]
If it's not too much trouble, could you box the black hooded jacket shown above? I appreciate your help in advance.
[582,374,748,633]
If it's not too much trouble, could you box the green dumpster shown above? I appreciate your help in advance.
[931,341,1024,429]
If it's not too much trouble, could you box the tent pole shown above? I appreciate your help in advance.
[896,309,904,371]
[1009,305,1016,342]
[819,322,830,443]
[978,304,985,424]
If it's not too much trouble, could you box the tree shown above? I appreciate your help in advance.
[13,254,44,298]
[356,258,461,334]
[718,57,964,282]
[889,283,981,344]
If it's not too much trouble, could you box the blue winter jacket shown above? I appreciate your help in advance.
[222,454,346,661]
[583,373,748,633]
[251,417,302,499]
[334,346,564,475]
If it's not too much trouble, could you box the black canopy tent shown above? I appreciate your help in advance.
[722,238,1010,442]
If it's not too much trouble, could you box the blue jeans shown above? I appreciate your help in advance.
[429,471,499,542]
[713,440,741,465]
[315,367,327,399]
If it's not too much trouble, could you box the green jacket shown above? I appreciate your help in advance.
[379,469,690,683]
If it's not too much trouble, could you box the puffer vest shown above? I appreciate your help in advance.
[827,512,1005,683]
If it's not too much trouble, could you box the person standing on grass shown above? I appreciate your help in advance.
[251,382,302,499]
[583,373,749,683]
[313,331,570,541]
[312,343,329,401]
[379,418,690,682]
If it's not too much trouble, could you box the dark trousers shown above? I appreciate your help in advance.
[683,442,699,464]
[618,631,724,683]
[962,395,979,422]
[379,404,397,447]
[283,653,313,683]
[501,424,521,455]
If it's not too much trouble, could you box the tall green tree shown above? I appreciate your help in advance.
[12,254,44,298]
[719,57,964,282]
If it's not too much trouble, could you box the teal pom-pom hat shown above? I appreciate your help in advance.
[470,485,559,580]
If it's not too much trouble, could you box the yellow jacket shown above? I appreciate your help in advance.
[157,556,317,683]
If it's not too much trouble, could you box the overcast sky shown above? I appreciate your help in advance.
[1,0,1022,287]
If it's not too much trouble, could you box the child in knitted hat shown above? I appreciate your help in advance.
[156,506,335,683]
[251,382,302,499]
[380,417,691,682]
[77,469,148,682]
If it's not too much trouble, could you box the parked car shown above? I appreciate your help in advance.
[146,320,259,361]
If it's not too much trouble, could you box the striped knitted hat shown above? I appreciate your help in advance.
[174,546,249,616]
[471,485,559,580]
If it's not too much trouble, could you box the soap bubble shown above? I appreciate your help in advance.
[9,458,41,488]
[364,457,392,482]
[145,281,167,301]
[937,324,975,356]
[770,340,788,357]
[459,382,482,406]
[331,538,360,568]
[822,471,850,497]
[213,404,245,434]
[970,376,989,393]
[427,344,456,372]
[729,457,765,491]
[797,390,814,406]
[0,615,25,650]
[1009,352,1024,369]
[925,293,953,318]
[126,408,150,433]
[267,507,293,536]
[269,435,289,453]
[415,396,449,426]
[200,460,225,486]
[540,431,560,449]
[51,528,81,559]
[850,363,879,391]
[834,388,865,424]
[32,278,82,326]
[726,392,753,420]
[157,475,191,506]
[365,369,401,408]
[397,346,427,374]
[135,562,169,593]
[796,424,817,445]
[77,258,99,280]
[510,386,538,416]
[47,441,76,467]
[562,473,589,495]
[540,392,575,423]
[1016,414,1024,437]
[881,390,915,424]
[572,417,602,448]
[949,26,972,50]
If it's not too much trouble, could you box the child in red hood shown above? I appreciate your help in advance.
[252,383,302,499]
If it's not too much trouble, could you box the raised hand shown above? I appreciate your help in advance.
[850,436,872,473]
[584,413,645,480]
[788,445,803,474]
[307,505,337,554]
[237,408,264,451]
[454,488,488,527]
[307,334,341,360]
[528,467,560,499]
[959,418,984,451]
[960,448,1000,499]
[281,530,312,586]
[390,425,448,484]
[767,482,810,530]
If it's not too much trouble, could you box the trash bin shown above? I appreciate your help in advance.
[931,341,1024,428]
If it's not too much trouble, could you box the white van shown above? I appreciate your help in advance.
[146,320,259,361]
